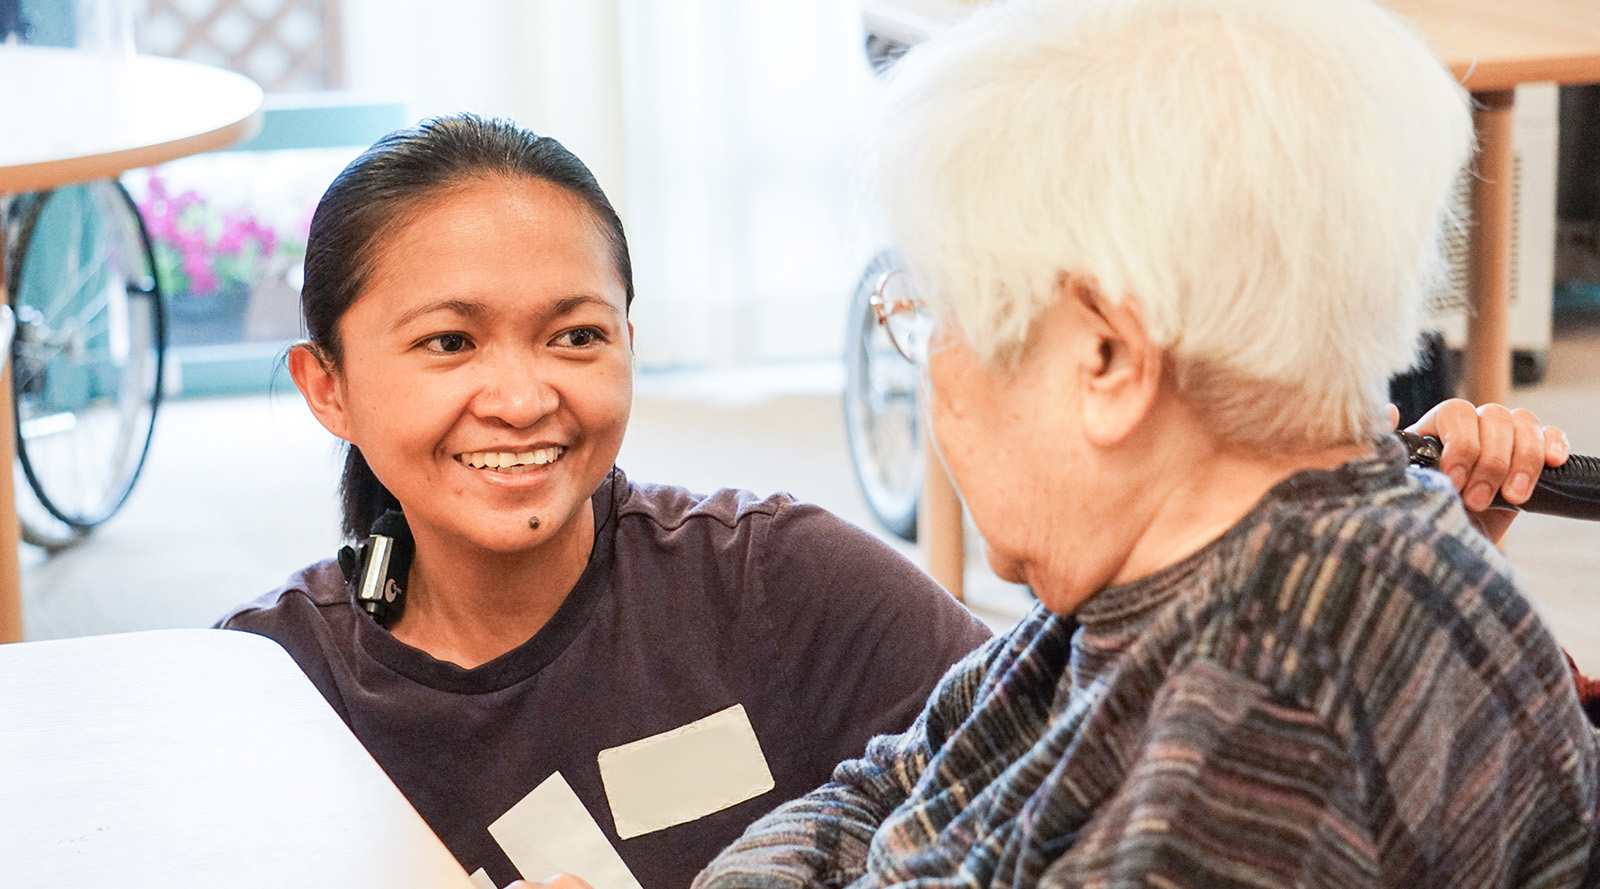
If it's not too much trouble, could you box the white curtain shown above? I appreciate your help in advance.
[340,0,882,370]
[617,0,881,369]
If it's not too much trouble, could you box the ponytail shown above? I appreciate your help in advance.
[340,445,401,540]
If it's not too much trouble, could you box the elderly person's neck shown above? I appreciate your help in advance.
[1108,397,1372,590]
[1025,389,1371,618]
[927,283,1374,618]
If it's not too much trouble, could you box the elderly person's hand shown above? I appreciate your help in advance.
[1394,398,1569,543]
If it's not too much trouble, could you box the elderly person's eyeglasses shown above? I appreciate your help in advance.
[870,269,934,365]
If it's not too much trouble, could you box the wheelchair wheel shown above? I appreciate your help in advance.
[842,250,921,542]
[4,181,165,550]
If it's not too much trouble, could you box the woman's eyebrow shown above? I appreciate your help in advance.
[389,299,484,332]
[388,294,621,333]
[549,294,622,319]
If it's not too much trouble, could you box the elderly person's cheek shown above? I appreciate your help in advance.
[924,336,1049,588]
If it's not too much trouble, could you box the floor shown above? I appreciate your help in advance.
[17,310,1600,673]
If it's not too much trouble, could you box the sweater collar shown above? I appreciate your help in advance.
[1073,435,1404,632]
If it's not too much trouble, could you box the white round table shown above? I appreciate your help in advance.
[0,629,477,887]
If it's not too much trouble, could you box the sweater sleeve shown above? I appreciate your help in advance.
[694,640,995,889]
[1042,659,1375,889]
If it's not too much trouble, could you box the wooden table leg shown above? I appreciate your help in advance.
[0,213,20,644]
[0,359,18,644]
[919,434,964,601]
[1464,89,1516,407]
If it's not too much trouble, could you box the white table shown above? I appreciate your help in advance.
[1400,0,1600,406]
[0,45,265,192]
[0,46,264,642]
[0,628,477,888]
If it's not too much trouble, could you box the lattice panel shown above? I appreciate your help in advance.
[140,0,342,92]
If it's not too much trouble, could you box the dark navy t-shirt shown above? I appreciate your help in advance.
[219,468,991,889]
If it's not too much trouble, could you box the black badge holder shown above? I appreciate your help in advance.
[337,509,414,626]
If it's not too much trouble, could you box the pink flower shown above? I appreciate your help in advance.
[174,228,206,252]
[142,203,175,240]
[172,189,203,213]
[250,220,277,255]
[217,217,249,254]
[181,250,219,296]
[132,169,305,300]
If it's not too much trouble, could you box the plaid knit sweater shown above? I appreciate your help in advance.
[695,439,1600,889]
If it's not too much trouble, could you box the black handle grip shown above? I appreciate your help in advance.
[1515,453,1600,521]
[1399,431,1600,521]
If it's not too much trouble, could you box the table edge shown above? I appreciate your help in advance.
[0,109,264,193]
[1452,55,1600,92]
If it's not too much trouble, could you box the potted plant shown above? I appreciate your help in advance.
[134,172,304,346]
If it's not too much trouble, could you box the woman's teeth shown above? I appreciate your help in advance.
[457,447,566,473]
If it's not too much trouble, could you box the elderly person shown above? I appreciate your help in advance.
[688,0,1599,886]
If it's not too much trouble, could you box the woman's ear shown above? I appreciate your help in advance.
[1067,279,1163,448]
[287,343,351,441]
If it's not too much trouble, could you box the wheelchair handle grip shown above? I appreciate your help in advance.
[1399,431,1600,522]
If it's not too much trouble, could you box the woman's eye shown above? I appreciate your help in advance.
[556,327,605,348]
[424,333,471,353]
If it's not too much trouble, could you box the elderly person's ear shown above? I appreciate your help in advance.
[1062,278,1163,449]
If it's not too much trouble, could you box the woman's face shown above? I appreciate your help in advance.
[309,177,633,559]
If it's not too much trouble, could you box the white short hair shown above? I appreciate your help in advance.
[870,0,1473,448]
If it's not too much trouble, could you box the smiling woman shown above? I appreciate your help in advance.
[216,114,991,889]
[291,177,635,657]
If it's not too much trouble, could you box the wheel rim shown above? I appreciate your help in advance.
[9,182,163,530]
[843,254,922,538]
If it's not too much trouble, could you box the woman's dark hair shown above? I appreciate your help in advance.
[302,113,634,539]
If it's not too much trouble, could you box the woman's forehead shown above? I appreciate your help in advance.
[357,178,625,306]
[391,176,597,242]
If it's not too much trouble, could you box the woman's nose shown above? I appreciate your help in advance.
[470,350,558,428]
